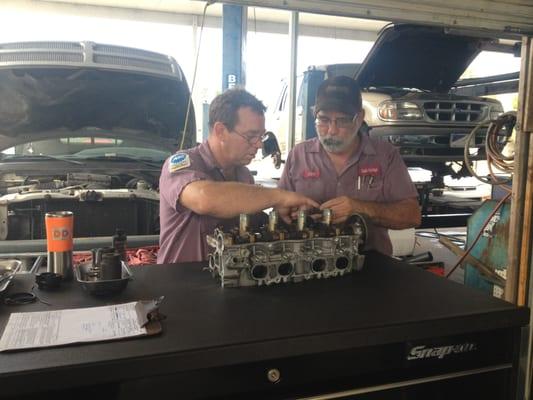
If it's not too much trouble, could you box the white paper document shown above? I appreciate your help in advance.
[0,301,157,352]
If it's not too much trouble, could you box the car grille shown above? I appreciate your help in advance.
[0,42,83,51]
[0,41,180,79]
[423,102,485,122]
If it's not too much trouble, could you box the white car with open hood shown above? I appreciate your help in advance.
[0,41,195,250]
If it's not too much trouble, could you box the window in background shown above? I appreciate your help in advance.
[247,30,290,108]
[192,26,223,142]
[461,51,521,111]
[462,51,520,79]
[297,36,373,73]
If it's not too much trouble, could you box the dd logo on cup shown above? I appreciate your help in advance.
[53,228,71,240]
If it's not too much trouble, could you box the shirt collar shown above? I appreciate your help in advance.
[306,137,322,153]
[197,140,250,181]
[198,141,219,170]
[359,134,377,156]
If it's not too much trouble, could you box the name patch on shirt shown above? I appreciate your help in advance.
[358,165,381,176]
[169,153,191,173]
[302,169,320,179]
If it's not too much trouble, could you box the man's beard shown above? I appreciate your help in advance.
[319,130,358,154]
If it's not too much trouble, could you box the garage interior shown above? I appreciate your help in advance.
[0,0,533,398]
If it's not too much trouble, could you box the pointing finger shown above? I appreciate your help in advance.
[305,198,320,209]
[320,198,340,210]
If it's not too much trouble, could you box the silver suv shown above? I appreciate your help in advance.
[268,24,505,177]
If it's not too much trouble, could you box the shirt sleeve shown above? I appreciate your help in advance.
[241,167,255,185]
[278,149,295,192]
[382,148,419,202]
[160,160,211,213]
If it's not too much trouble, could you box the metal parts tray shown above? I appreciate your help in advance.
[74,262,133,296]
[0,260,22,295]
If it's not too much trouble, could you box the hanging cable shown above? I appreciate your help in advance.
[463,111,515,189]
[416,229,466,247]
[485,112,516,190]
[179,1,215,151]
[445,113,516,281]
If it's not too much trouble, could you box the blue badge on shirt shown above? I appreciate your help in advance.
[168,153,191,173]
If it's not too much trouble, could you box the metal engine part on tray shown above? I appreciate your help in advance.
[0,259,22,294]
[75,260,133,296]
[207,210,367,288]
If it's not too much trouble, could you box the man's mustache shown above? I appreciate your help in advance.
[322,137,344,146]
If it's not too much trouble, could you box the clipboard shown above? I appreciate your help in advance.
[0,298,165,352]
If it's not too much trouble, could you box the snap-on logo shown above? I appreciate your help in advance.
[302,169,320,179]
[407,343,477,360]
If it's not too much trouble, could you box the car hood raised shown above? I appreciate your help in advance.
[355,24,495,93]
[0,66,194,151]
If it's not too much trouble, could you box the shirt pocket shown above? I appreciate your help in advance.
[355,176,384,202]
[293,177,327,203]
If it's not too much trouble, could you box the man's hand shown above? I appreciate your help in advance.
[320,196,421,229]
[320,196,363,224]
[275,190,319,224]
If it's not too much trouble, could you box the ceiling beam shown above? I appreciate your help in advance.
[219,0,533,37]
[2,0,379,41]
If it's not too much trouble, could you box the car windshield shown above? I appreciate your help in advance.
[1,136,172,163]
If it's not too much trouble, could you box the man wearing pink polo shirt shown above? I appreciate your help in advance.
[278,76,421,255]
[158,89,318,264]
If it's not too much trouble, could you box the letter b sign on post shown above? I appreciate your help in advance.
[227,74,236,89]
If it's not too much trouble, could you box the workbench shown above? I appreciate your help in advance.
[0,252,528,399]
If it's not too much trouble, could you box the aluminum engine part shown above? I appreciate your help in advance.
[207,211,367,288]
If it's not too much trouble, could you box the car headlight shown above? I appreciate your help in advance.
[378,101,423,121]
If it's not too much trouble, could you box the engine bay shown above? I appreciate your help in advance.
[0,170,160,240]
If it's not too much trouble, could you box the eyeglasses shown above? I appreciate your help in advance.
[315,114,358,129]
[231,129,267,145]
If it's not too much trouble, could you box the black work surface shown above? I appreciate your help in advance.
[0,251,528,395]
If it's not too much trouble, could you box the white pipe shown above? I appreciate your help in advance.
[287,11,298,151]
